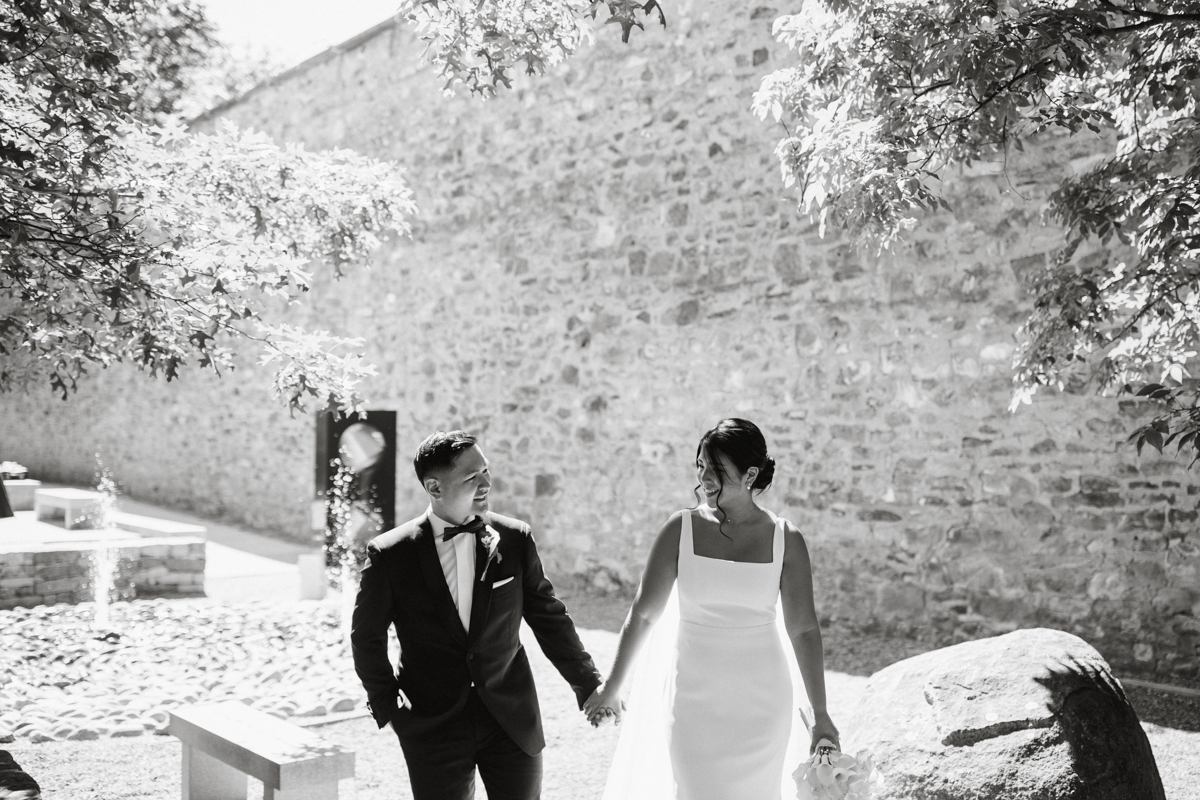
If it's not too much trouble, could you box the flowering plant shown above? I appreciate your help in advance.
[480,525,503,581]
[794,740,882,800]
[0,461,27,480]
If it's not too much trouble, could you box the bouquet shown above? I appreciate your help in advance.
[794,738,883,800]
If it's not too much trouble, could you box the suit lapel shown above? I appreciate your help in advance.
[415,514,468,645]
[466,519,496,647]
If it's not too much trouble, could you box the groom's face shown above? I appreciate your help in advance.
[427,445,491,524]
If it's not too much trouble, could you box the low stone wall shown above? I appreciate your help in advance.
[0,538,206,610]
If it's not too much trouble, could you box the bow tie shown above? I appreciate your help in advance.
[442,516,486,541]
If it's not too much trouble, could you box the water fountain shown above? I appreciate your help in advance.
[0,458,208,613]
[91,544,118,630]
[89,464,122,630]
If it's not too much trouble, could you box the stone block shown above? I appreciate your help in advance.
[35,578,80,595]
[1037,475,1072,494]
[0,577,34,590]
[1153,587,1196,617]
[875,581,925,619]
[1011,502,1055,529]
[1081,475,1120,494]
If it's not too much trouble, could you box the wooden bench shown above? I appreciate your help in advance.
[110,511,207,538]
[168,702,354,800]
[34,487,102,529]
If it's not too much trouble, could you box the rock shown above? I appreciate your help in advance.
[0,749,40,798]
[293,704,327,718]
[110,723,144,738]
[66,728,98,741]
[844,628,1164,800]
[329,697,356,713]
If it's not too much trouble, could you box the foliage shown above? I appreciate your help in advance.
[398,0,666,95]
[752,0,1200,459]
[1,0,412,414]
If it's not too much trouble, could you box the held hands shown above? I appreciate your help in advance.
[583,681,624,728]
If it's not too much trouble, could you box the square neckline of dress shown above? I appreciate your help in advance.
[685,508,779,565]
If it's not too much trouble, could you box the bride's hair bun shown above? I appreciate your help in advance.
[696,418,776,494]
[753,456,775,491]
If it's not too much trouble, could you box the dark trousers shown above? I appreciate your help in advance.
[397,689,542,800]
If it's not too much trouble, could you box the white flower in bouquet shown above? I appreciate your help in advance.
[794,739,883,800]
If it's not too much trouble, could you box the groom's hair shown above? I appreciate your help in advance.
[414,430,478,483]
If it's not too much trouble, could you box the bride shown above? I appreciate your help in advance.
[584,418,840,800]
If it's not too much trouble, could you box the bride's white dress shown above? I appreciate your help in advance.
[602,509,809,800]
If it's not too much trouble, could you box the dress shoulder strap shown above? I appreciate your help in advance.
[768,510,786,564]
[676,509,693,571]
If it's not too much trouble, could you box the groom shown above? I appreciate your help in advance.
[351,430,602,800]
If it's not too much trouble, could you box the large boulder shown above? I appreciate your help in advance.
[843,628,1164,799]
[0,750,39,799]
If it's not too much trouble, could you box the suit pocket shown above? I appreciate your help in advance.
[492,576,515,589]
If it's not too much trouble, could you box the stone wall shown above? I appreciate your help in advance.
[1,0,1198,676]
[0,539,206,610]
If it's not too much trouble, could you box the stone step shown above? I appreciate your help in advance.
[109,512,207,539]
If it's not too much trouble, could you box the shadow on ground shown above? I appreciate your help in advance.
[1125,685,1200,732]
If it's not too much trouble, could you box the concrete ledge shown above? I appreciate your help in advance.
[0,536,206,609]
[2,479,41,511]
[110,511,207,538]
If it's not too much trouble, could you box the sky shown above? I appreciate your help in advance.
[201,0,403,70]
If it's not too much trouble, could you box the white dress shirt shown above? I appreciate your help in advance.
[429,508,477,632]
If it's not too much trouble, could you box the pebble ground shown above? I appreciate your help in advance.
[0,598,363,744]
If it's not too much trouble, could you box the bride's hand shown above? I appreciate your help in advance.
[808,709,840,753]
[583,681,624,727]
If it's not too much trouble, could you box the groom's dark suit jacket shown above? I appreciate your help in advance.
[351,510,602,756]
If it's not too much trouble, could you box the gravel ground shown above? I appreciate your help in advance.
[0,599,363,743]
[3,586,1198,798]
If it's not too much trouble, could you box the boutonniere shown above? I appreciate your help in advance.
[480,525,502,582]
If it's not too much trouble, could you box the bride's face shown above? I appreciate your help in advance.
[696,449,748,505]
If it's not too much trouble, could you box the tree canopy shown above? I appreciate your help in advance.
[747,0,1200,458]
[396,0,666,95]
[1,0,413,413]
